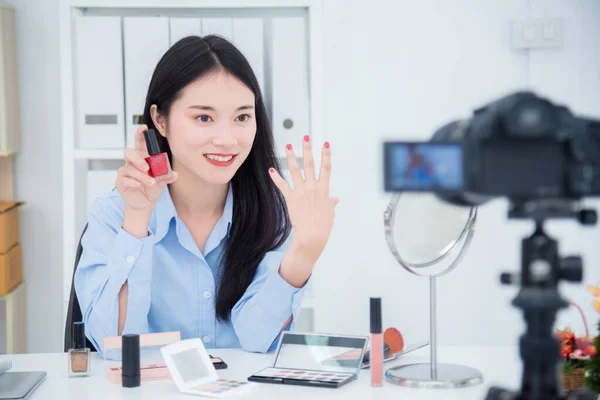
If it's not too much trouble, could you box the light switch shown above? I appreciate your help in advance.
[511,17,564,49]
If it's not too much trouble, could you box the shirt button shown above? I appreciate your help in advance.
[203,291,211,299]
[126,255,135,264]
[203,336,211,344]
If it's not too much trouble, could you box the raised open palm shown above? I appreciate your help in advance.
[269,135,339,261]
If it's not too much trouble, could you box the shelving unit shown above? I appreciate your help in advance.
[0,4,25,354]
[59,0,323,332]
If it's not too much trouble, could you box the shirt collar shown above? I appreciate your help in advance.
[152,184,233,244]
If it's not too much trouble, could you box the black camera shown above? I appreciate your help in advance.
[383,91,600,207]
[382,91,600,400]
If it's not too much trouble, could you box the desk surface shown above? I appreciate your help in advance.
[0,346,548,400]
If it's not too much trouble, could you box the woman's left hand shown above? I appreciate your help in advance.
[269,135,339,264]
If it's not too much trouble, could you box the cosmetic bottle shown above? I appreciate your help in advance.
[122,334,141,388]
[68,321,90,377]
[144,129,172,178]
[370,297,383,387]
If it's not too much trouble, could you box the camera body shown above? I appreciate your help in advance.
[383,91,600,206]
[382,91,600,399]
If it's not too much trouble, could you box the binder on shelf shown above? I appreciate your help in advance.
[232,18,265,98]
[169,17,201,45]
[270,17,310,158]
[74,16,125,149]
[201,18,233,40]
[123,17,170,148]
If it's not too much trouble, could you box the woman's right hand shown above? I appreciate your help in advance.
[116,124,178,214]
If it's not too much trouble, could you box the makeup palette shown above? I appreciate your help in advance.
[248,332,368,389]
[161,339,256,398]
[183,378,251,397]
[105,356,227,384]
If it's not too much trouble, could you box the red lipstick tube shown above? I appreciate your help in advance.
[370,297,383,387]
[144,129,172,178]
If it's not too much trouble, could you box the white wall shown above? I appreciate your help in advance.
[314,0,600,348]
[6,0,600,353]
[7,0,64,353]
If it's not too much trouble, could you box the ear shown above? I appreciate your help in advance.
[150,104,168,138]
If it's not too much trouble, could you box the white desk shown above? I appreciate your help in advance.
[1,346,533,400]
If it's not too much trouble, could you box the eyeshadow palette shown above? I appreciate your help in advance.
[161,339,256,398]
[187,378,251,397]
[248,332,368,389]
[249,367,354,388]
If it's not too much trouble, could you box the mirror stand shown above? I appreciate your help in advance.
[383,193,483,389]
[385,275,483,388]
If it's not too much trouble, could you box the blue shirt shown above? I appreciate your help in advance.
[74,185,307,360]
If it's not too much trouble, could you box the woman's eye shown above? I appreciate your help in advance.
[196,115,212,123]
[236,114,251,122]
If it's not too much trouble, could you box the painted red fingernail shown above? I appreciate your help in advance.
[269,168,275,173]
[286,144,292,151]
[324,141,330,149]
[304,135,310,142]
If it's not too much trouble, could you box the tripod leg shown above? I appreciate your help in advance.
[485,386,518,400]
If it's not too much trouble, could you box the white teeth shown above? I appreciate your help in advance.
[205,154,234,162]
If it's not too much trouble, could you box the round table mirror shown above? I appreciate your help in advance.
[383,192,484,388]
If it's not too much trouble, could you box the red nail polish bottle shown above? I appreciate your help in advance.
[144,129,172,178]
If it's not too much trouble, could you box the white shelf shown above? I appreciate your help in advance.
[64,0,319,8]
[60,0,324,332]
[73,149,125,160]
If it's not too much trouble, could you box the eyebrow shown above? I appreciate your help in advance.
[188,105,254,111]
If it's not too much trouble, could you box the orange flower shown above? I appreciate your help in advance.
[557,329,575,343]
[585,345,597,358]
[562,344,573,358]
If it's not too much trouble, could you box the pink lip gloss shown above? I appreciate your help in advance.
[371,297,383,387]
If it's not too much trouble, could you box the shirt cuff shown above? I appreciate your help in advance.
[106,228,154,292]
[253,271,309,351]
[261,269,306,316]
[88,228,154,357]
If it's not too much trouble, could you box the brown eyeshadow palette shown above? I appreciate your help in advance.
[248,367,355,388]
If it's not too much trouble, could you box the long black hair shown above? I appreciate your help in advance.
[141,35,292,321]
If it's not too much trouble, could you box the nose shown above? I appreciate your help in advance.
[211,123,238,146]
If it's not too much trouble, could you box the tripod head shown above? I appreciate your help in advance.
[486,199,598,400]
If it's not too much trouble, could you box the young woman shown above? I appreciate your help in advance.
[74,35,338,359]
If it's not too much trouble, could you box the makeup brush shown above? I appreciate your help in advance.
[384,327,405,355]
[362,327,404,363]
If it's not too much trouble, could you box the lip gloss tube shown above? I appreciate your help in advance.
[370,297,383,387]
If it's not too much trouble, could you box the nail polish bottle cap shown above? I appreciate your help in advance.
[72,321,86,350]
[370,297,382,334]
[144,129,161,156]
[122,334,141,387]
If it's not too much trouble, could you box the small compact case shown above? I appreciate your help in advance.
[161,339,255,398]
[106,357,227,384]
[248,332,369,389]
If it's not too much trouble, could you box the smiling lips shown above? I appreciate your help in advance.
[204,153,237,167]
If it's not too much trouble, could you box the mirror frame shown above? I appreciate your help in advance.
[383,192,478,277]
